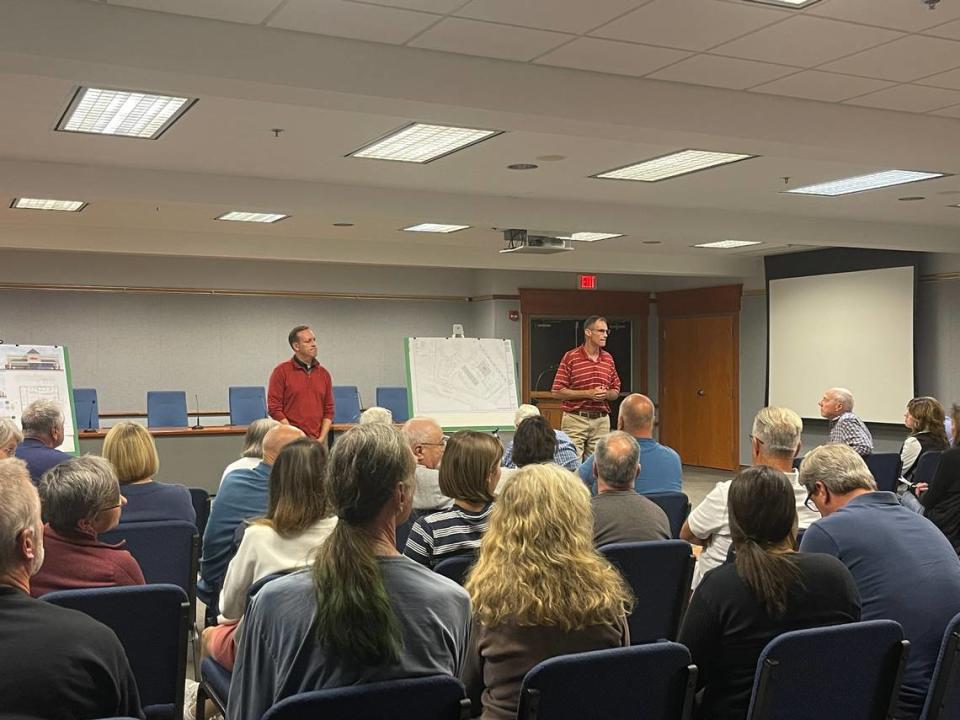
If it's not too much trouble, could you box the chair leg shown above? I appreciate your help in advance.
[196,683,207,720]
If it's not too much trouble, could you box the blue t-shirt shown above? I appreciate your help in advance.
[15,438,71,484]
[119,481,196,524]
[800,491,960,719]
[578,436,682,495]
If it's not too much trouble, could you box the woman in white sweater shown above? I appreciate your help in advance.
[202,438,337,669]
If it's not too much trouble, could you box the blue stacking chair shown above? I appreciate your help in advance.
[43,584,190,720]
[863,452,902,493]
[920,611,960,720]
[261,676,471,720]
[913,452,943,487]
[646,492,691,539]
[147,391,189,428]
[333,385,362,424]
[228,386,267,426]
[376,386,410,422]
[72,387,99,430]
[746,620,909,720]
[518,642,697,720]
[188,488,210,553]
[600,540,695,644]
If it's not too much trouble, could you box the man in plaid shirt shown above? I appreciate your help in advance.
[819,387,873,456]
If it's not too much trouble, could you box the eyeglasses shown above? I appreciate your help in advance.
[589,329,611,335]
[420,436,449,448]
[97,501,122,514]
[747,434,765,445]
[803,491,817,513]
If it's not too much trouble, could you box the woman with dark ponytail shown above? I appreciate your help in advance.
[227,424,472,720]
[678,466,861,720]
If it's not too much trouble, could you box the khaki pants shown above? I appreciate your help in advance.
[560,412,610,459]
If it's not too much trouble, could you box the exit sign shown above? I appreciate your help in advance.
[578,274,597,290]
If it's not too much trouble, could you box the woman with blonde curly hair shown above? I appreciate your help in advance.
[462,463,632,720]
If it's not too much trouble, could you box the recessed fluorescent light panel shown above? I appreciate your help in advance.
[745,0,821,8]
[216,212,288,223]
[402,223,470,233]
[785,170,947,197]
[350,123,502,163]
[57,87,196,139]
[11,198,86,212]
[558,232,624,242]
[694,240,762,249]
[593,149,755,182]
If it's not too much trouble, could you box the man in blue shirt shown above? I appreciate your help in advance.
[578,393,681,495]
[14,400,71,483]
[197,423,304,607]
[800,443,960,720]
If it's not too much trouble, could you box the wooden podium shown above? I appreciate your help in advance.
[528,391,565,430]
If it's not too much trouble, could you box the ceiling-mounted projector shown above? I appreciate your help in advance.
[499,229,574,255]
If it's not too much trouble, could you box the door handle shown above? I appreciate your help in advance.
[697,389,705,397]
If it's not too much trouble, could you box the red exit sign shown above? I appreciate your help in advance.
[578,274,598,290]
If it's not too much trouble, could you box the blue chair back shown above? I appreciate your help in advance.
[913,452,943,486]
[73,387,99,430]
[43,584,189,720]
[921,611,960,720]
[101,520,198,607]
[645,492,691,539]
[863,452,902,493]
[261,676,470,720]
[518,642,697,720]
[793,456,803,470]
[228,386,267,426]
[147,391,189,428]
[376,386,410,422]
[600,540,694,644]
[746,620,908,720]
[188,488,210,552]
[434,554,477,586]
[333,385,362,424]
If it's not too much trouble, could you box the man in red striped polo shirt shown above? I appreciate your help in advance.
[267,325,335,442]
[551,315,621,458]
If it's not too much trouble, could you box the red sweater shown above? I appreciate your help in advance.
[30,525,145,598]
[267,357,335,438]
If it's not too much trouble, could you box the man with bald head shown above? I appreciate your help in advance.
[577,393,682,495]
[402,416,452,513]
[198,423,305,605]
[819,387,873,456]
[0,458,142,718]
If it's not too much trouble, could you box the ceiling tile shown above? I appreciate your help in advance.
[107,0,283,24]
[925,17,960,41]
[407,18,572,61]
[930,103,960,118]
[844,84,960,113]
[268,0,438,44]
[807,0,960,32]
[453,0,643,35]
[918,67,960,90]
[711,15,902,67]
[347,0,466,13]
[822,35,960,82]
[534,37,690,77]
[590,0,787,52]
[751,70,895,102]
[647,54,796,90]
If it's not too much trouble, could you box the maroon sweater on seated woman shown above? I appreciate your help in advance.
[30,525,145,597]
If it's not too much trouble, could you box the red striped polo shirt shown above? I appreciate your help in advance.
[551,346,621,413]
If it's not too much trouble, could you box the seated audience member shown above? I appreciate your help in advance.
[227,424,470,720]
[30,456,145,597]
[683,407,818,588]
[919,446,960,552]
[818,387,873,456]
[14,399,71,483]
[0,417,22,459]
[591,431,670,546]
[502,405,579,471]
[359,406,393,424]
[898,397,950,512]
[102,421,195,524]
[578,394,682,495]
[949,403,959,446]
[220,418,279,487]
[510,415,557,468]
[405,431,501,568]
[800,444,960,719]
[402,416,453,513]
[198,423,303,606]
[0,458,143,719]
[463,463,631,720]
[203,438,337,671]
[679,465,860,720]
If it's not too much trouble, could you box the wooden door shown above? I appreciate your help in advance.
[660,314,739,470]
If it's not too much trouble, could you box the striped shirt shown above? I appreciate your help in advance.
[551,346,621,413]
[403,503,493,569]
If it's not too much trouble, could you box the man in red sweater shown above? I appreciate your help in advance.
[267,325,335,442]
